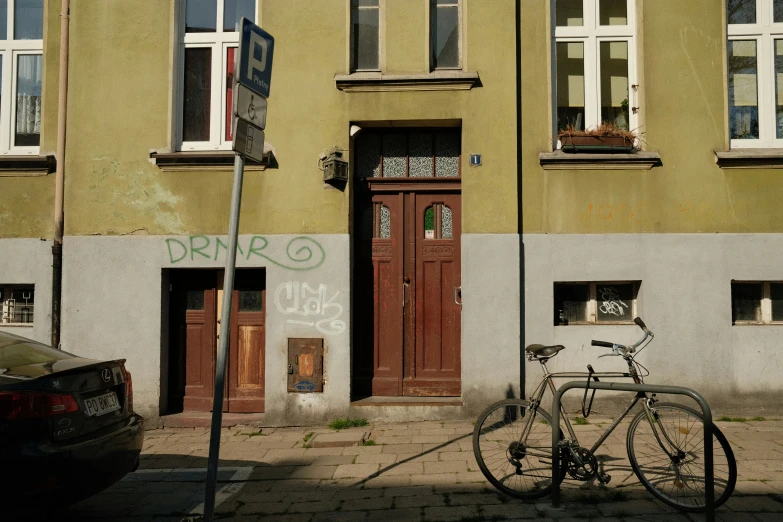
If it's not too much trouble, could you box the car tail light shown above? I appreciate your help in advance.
[121,365,134,413]
[0,391,79,420]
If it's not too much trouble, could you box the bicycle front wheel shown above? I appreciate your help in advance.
[626,402,737,511]
[472,399,565,499]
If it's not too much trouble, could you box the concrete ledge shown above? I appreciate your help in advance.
[715,149,783,169]
[539,150,661,170]
[150,151,275,172]
[0,154,55,176]
[335,71,481,92]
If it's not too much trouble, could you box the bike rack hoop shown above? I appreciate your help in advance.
[550,381,715,521]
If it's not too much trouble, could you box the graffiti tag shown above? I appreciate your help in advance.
[598,286,628,317]
[275,282,345,335]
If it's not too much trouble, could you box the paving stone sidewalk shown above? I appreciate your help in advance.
[48,413,783,521]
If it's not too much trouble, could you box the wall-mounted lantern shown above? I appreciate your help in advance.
[320,147,349,182]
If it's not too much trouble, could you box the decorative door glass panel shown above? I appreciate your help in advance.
[435,133,460,177]
[239,290,263,311]
[382,134,407,177]
[556,0,583,26]
[441,205,453,239]
[379,205,391,238]
[187,290,205,310]
[186,0,217,32]
[728,40,759,140]
[409,133,434,177]
[424,206,435,239]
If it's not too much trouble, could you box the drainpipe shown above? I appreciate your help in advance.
[52,0,70,348]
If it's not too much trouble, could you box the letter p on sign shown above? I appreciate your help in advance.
[237,17,274,99]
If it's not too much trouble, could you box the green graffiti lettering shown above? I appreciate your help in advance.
[190,235,211,260]
[247,235,269,260]
[215,237,228,261]
[166,238,188,264]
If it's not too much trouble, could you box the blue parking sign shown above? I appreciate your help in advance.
[237,17,274,98]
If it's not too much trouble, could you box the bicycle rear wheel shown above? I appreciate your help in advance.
[472,399,565,499]
[626,402,737,511]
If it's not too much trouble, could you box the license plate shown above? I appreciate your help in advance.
[84,391,120,417]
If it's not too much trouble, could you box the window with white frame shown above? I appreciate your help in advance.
[351,0,380,72]
[554,281,639,325]
[1,285,35,324]
[0,0,43,154]
[726,0,783,147]
[731,281,783,324]
[553,0,637,136]
[431,0,461,70]
[178,0,256,151]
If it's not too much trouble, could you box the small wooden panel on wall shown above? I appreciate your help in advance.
[288,338,324,393]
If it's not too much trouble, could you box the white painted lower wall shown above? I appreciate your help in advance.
[523,233,783,412]
[61,234,350,424]
[0,238,52,343]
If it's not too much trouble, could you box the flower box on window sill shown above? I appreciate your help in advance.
[559,135,635,153]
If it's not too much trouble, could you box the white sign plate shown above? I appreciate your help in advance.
[233,84,267,129]
[232,119,266,163]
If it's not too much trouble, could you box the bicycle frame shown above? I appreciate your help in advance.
[521,358,682,461]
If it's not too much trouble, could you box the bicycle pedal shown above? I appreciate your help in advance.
[598,473,611,484]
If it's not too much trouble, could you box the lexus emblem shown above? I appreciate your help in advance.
[101,369,112,383]
[58,418,71,427]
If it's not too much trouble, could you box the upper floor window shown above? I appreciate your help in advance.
[351,0,380,72]
[178,0,256,151]
[727,0,783,147]
[431,0,461,70]
[0,0,43,154]
[553,1,637,137]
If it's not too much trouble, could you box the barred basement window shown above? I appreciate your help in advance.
[554,281,638,325]
[0,285,34,324]
[731,281,783,324]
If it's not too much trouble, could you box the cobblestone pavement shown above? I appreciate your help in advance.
[45,412,783,521]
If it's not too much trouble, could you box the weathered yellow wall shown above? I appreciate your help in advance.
[61,0,517,237]
[522,0,783,234]
[0,0,59,239]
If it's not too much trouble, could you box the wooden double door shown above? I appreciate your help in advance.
[354,185,462,397]
[169,269,266,413]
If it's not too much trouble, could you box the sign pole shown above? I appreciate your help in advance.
[204,152,245,522]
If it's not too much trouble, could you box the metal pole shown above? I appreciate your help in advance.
[204,153,245,522]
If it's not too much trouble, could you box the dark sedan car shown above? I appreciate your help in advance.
[0,331,144,515]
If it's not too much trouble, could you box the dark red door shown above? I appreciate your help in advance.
[354,188,461,397]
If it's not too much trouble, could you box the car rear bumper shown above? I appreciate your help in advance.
[0,413,145,505]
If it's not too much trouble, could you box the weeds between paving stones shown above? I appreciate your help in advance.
[574,417,589,425]
[362,439,377,446]
[329,418,369,430]
[751,416,767,421]
[718,416,749,422]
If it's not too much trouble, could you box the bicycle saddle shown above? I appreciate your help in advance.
[525,344,565,357]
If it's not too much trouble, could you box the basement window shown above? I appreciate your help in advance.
[554,281,638,325]
[0,285,35,325]
[731,281,783,324]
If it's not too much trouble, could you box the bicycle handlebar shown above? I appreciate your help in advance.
[591,317,653,356]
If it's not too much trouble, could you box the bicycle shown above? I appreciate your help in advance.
[472,317,737,512]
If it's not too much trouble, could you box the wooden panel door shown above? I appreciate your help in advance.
[405,193,461,396]
[180,272,217,412]
[227,271,266,412]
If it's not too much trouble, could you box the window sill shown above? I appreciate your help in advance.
[150,151,276,172]
[539,150,661,170]
[335,71,481,92]
[0,155,56,177]
[0,323,34,327]
[715,149,783,169]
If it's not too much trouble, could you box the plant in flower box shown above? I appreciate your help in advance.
[557,122,639,153]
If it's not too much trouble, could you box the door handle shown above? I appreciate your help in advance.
[454,287,462,307]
